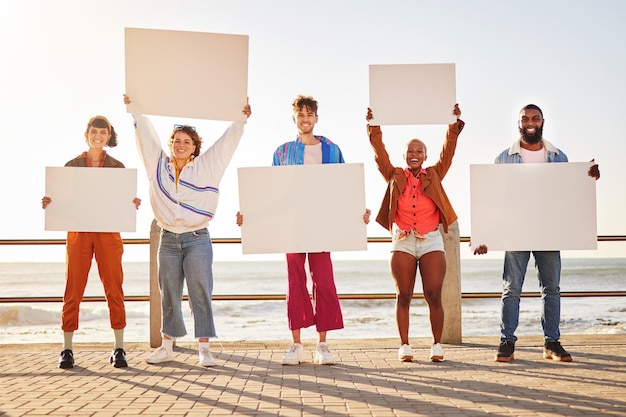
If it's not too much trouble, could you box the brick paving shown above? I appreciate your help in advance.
[1,335,625,416]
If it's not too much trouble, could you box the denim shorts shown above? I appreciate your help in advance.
[390,226,445,259]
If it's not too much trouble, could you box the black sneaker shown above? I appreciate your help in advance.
[544,340,572,362]
[494,341,515,362]
[58,349,75,369]
[110,348,128,368]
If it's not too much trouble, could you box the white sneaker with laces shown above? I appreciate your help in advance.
[282,343,305,365]
[430,343,444,362]
[145,346,174,364]
[199,346,216,367]
[314,342,336,365]
[398,344,413,362]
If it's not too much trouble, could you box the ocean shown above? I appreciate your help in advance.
[1,258,625,345]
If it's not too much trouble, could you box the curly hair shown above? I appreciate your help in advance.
[292,95,318,115]
[168,125,202,158]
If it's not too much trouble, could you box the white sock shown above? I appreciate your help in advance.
[114,329,124,350]
[63,332,74,350]
[162,338,174,352]
[199,341,210,351]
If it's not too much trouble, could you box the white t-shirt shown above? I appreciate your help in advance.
[303,142,322,165]
[520,147,546,163]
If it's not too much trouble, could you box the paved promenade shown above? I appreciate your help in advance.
[1,335,625,417]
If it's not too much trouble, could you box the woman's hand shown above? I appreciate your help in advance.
[363,209,371,224]
[366,108,374,123]
[588,159,600,180]
[453,103,461,119]
[133,197,141,210]
[41,196,51,209]
[472,244,488,255]
[236,211,244,226]
[242,97,252,119]
[123,94,132,105]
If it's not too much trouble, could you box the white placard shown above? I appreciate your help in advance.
[369,63,456,125]
[124,27,248,122]
[237,164,368,254]
[45,167,138,232]
[470,162,597,251]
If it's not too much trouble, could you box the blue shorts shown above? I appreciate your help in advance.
[390,227,445,259]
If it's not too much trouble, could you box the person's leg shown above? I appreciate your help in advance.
[285,253,315,331]
[308,252,343,333]
[291,328,301,344]
[418,251,446,344]
[63,232,95,334]
[390,251,418,346]
[181,228,217,340]
[145,231,186,364]
[500,251,530,342]
[157,230,187,339]
[533,251,562,342]
[94,232,128,367]
[282,254,311,365]
[59,232,94,368]
[308,252,342,365]
[93,233,126,333]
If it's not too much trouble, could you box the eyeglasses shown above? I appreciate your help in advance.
[174,124,196,132]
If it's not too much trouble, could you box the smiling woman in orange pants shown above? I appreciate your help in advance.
[42,115,140,369]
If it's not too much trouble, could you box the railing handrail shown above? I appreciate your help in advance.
[2,235,626,245]
[2,290,625,304]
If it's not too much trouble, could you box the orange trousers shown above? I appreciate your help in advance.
[62,232,126,332]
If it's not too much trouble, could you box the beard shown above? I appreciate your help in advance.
[519,125,543,144]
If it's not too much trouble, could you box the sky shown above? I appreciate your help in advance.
[1,0,625,262]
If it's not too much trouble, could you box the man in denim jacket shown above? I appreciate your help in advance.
[493,104,600,363]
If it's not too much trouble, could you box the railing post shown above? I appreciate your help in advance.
[149,219,162,348]
[440,221,462,344]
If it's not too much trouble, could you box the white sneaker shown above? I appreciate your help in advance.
[281,343,305,365]
[430,343,444,362]
[398,344,413,362]
[314,342,336,365]
[145,346,174,364]
[199,346,216,367]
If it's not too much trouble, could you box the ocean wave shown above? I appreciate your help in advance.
[0,304,149,327]
[0,305,59,326]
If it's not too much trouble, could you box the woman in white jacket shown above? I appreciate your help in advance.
[124,94,251,366]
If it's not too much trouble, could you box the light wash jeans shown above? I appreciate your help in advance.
[158,228,216,339]
[500,251,561,343]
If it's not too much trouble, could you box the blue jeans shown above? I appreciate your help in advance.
[158,228,216,339]
[500,251,561,343]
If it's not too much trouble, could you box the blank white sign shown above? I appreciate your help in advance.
[470,162,597,251]
[124,27,248,122]
[369,63,456,125]
[45,167,138,232]
[237,164,368,254]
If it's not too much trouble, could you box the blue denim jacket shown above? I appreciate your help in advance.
[495,138,568,164]
[272,136,344,166]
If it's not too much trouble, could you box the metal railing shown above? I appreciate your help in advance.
[1,235,624,304]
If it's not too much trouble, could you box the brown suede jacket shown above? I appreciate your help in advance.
[64,151,125,168]
[368,119,465,234]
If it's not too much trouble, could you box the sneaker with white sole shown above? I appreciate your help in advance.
[398,344,413,362]
[430,343,444,362]
[145,346,174,364]
[314,342,336,365]
[282,343,305,365]
[199,346,216,367]
[543,340,572,362]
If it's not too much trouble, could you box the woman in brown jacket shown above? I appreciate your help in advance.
[366,105,464,363]
[42,115,140,369]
